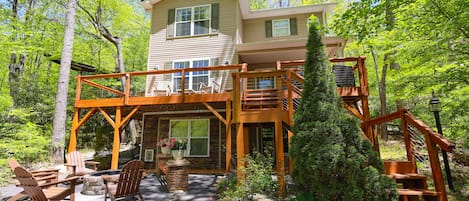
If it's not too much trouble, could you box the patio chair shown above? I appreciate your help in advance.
[65,151,100,178]
[198,76,223,94]
[103,160,144,201]
[7,159,60,201]
[13,166,79,201]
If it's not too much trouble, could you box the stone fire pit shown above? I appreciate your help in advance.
[81,170,120,195]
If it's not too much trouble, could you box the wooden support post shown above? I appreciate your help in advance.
[236,122,245,182]
[401,114,417,172]
[288,130,293,174]
[74,76,82,106]
[287,71,294,124]
[226,100,232,172]
[277,73,283,109]
[275,120,285,198]
[424,132,448,201]
[111,107,122,170]
[232,73,241,123]
[244,127,250,155]
[181,69,185,102]
[68,108,80,153]
[124,73,130,105]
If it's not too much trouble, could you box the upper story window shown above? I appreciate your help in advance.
[265,18,297,38]
[175,5,210,36]
[272,19,290,37]
[168,4,219,38]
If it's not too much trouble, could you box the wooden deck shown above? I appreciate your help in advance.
[67,57,454,200]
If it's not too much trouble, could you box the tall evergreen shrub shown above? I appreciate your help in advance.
[290,18,397,201]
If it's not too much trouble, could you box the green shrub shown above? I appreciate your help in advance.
[289,18,398,201]
[217,151,278,200]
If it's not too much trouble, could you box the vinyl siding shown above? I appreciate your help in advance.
[146,0,237,95]
[242,13,321,43]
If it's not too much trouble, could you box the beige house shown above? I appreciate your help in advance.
[142,0,342,96]
[138,0,343,172]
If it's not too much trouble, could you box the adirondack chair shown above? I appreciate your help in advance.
[103,160,144,201]
[198,76,223,94]
[13,166,79,201]
[7,159,60,201]
[65,151,100,177]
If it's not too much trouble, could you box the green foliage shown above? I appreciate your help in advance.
[217,151,279,201]
[290,18,397,200]
[334,0,468,148]
[0,108,50,163]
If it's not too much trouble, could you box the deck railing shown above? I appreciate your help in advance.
[231,70,304,123]
[362,109,455,200]
[74,65,245,107]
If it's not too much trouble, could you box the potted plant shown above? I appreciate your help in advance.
[157,138,171,155]
[170,138,187,160]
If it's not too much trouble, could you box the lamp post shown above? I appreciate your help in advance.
[429,95,454,191]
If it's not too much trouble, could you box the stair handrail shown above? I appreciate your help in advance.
[363,109,454,201]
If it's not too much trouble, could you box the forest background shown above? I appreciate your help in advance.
[0,0,467,187]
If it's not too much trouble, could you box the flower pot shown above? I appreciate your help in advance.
[172,149,185,160]
[161,146,171,155]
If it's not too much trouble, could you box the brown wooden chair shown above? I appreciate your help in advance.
[103,160,144,201]
[7,159,60,201]
[13,166,79,201]
[65,151,100,177]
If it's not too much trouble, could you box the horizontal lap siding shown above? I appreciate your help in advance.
[242,13,318,43]
[146,0,237,94]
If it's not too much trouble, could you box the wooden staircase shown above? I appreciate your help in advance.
[385,160,441,201]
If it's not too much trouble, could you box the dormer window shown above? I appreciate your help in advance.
[167,4,219,38]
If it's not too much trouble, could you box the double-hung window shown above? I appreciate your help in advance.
[170,119,210,157]
[272,19,290,37]
[172,59,209,91]
[265,18,297,38]
[175,5,211,37]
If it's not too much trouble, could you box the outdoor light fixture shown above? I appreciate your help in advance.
[429,97,440,112]
[429,94,454,191]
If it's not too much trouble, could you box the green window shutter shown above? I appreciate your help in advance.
[290,18,297,35]
[211,3,219,34]
[167,8,175,38]
[265,20,272,38]
[163,61,172,81]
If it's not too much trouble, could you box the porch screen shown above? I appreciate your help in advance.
[170,119,210,156]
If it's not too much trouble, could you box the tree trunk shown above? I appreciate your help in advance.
[9,53,24,106]
[371,49,389,140]
[51,0,77,165]
[379,62,388,140]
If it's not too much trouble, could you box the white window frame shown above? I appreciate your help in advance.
[175,4,211,37]
[169,119,210,157]
[272,18,291,37]
[172,58,210,91]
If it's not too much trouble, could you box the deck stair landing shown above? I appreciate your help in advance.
[385,161,440,201]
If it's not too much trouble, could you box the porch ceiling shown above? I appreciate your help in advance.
[237,36,343,64]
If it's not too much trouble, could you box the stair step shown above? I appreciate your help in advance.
[398,189,440,201]
[244,97,280,101]
[388,173,428,189]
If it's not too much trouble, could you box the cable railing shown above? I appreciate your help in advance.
[74,65,245,107]
[363,109,455,200]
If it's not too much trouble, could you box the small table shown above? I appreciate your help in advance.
[165,159,190,192]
